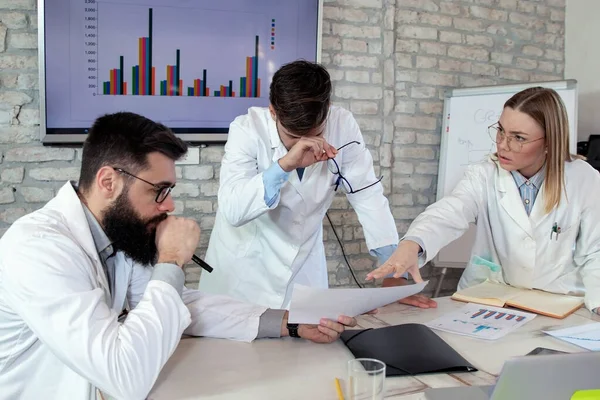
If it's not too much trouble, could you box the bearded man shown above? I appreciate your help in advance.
[0,112,356,400]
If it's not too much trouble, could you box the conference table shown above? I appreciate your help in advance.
[149,297,599,399]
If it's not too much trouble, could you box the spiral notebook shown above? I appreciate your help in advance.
[340,323,476,376]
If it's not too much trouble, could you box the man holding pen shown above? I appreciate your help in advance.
[0,112,357,400]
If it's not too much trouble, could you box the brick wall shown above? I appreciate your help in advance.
[0,0,565,296]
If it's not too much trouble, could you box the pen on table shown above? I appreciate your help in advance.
[334,377,345,400]
[191,255,214,273]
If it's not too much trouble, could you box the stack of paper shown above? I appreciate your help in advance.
[544,323,600,351]
[425,303,536,340]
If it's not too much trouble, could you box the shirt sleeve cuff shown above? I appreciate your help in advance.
[151,263,185,297]
[369,243,397,265]
[257,308,286,339]
[262,161,291,207]
[370,244,407,279]
[402,236,427,267]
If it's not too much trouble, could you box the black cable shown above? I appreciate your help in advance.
[326,212,363,288]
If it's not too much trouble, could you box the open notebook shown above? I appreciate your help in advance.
[451,280,584,319]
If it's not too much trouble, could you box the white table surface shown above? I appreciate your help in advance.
[149,297,599,400]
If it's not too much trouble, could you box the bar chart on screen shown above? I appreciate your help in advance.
[426,303,536,340]
[47,0,318,130]
[95,4,265,98]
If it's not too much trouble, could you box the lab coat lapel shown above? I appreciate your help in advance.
[497,167,534,237]
[528,181,551,228]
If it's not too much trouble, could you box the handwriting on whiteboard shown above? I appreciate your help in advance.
[458,138,473,148]
[474,109,501,124]
[458,137,495,166]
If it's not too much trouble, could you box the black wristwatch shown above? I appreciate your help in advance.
[287,323,300,338]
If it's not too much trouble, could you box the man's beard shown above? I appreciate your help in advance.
[102,190,167,265]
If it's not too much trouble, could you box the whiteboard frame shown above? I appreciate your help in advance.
[432,79,579,269]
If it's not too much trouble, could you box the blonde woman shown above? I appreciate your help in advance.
[367,87,600,314]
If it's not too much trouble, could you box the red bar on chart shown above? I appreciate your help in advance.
[111,69,117,95]
[246,57,252,97]
[166,66,172,96]
[139,38,144,95]
[151,67,156,95]
[179,80,183,96]
[483,311,496,319]
[123,82,127,95]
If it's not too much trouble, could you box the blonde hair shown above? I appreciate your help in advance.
[503,87,580,214]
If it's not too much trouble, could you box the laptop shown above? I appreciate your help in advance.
[425,352,600,400]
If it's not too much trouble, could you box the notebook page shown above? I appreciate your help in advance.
[508,290,584,318]
[452,280,524,307]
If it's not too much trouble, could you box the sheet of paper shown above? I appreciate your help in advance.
[544,322,600,351]
[425,303,536,340]
[287,281,428,324]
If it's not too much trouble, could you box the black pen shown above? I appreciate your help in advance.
[192,254,214,273]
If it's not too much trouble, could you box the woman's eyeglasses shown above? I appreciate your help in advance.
[488,123,545,153]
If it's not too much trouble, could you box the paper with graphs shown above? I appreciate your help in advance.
[544,322,600,351]
[426,303,536,340]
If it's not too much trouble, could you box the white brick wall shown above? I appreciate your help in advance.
[320,0,564,294]
[0,0,565,295]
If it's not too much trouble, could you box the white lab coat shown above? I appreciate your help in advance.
[406,157,600,311]
[0,182,267,400]
[199,106,398,308]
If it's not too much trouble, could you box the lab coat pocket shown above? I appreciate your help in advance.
[549,222,578,263]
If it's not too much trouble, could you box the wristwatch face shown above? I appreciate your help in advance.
[287,323,300,338]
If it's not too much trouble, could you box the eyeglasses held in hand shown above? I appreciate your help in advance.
[327,141,383,194]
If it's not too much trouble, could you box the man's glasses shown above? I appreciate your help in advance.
[327,141,383,194]
[114,167,175,203]
[488,123,545,153]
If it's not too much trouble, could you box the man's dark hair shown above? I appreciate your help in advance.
[78,112,187,192]
[269,60,331,135]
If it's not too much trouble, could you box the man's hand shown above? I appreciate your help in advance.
[281,312,357,344]
[366,240,423,282]
[155,216,201,267]
[382,277,437,309]
[299,316,357,344]
[278,137,337,172]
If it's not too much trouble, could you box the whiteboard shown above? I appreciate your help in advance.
[433,80,578,269]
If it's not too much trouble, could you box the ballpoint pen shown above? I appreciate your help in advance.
[550,222,561,240]
[192,255,214,273]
